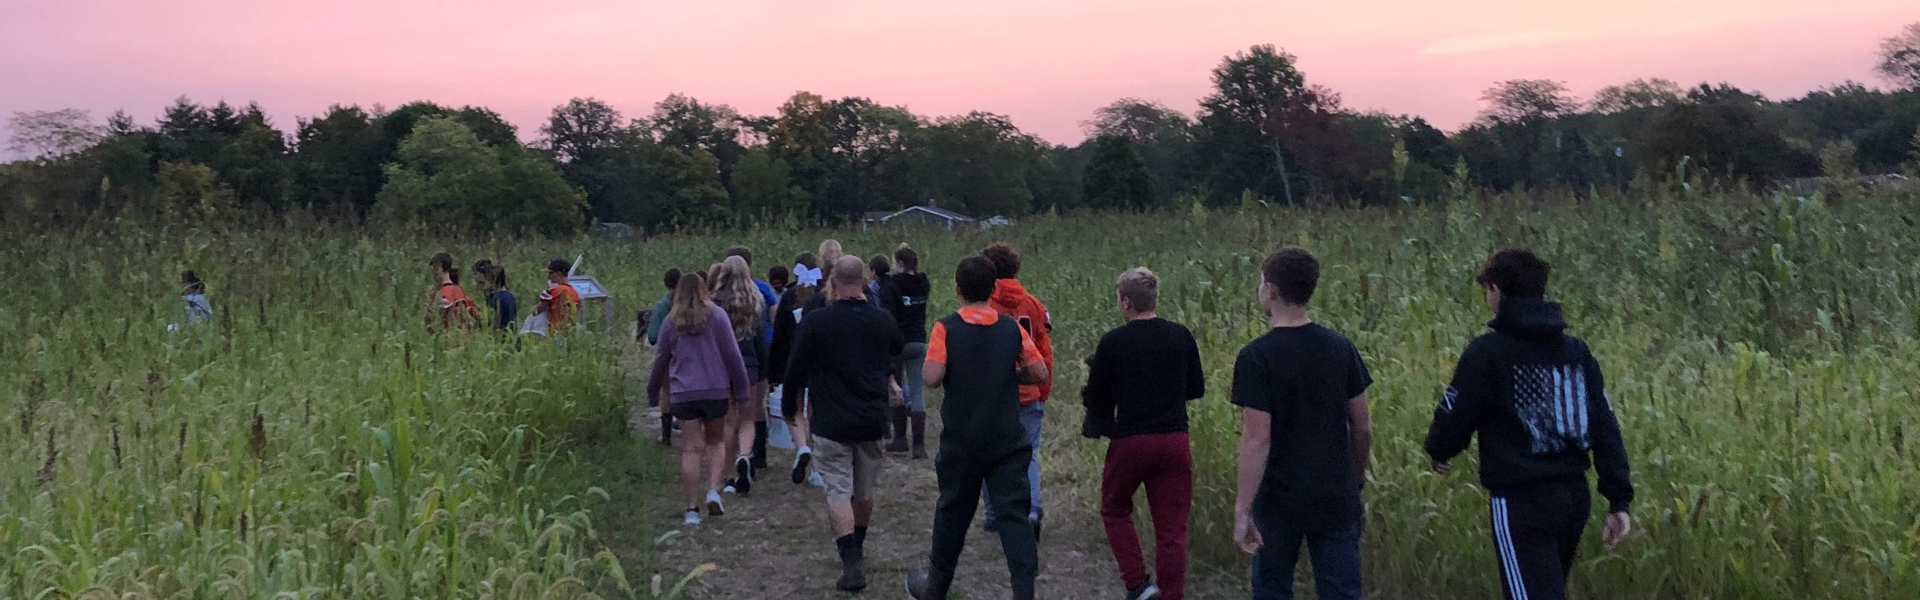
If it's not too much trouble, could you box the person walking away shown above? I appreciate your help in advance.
[1082,267,1204,600]
[1231,247,1374,600]
[647,268,684,445]
[168,270,214,334]
[775,239,846,487]
[980,243,1054,539]
[771,252,823,485]
[712,256,770,496]
[647,273,751,525]
[783,254,905,592]
[768,265,790,297]
[535,258,582,333]
[880,244,932,458]
[905,256,1049,600]
[427,253,481,333]
[1424,248,1634,600]
[867,254,891,310]
[725,246,781,473]
[472,260,519,331]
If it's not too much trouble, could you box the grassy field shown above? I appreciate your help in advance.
[5,184,1919,598]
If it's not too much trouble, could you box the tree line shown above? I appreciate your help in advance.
[7,25,1920,235]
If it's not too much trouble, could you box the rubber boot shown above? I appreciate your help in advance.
[750,421,769,470]
[906,566,952,600]
[835,534,867,591]
[910,411,928,460]
[887,406,911,453]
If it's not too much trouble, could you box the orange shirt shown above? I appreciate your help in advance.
[927,305,1044,371]
[436,283,480,331]
[542,283,582,330]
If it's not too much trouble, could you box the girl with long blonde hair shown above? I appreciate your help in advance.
[711,256,770,494]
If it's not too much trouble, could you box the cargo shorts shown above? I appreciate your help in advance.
[814,437,883,502]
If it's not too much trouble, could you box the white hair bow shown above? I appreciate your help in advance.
[795,265,823,287]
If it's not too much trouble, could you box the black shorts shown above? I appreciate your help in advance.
[670,398,730,422]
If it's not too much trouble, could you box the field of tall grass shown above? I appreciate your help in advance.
[4,181,1918,598]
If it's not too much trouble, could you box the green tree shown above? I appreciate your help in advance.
[728,146,805,223]
[1081,134,1153,210]
[292,105,382,208]
[648,94,745,176]
[1082,99,1194,203]
[541,97,644,223]
[1591,79,1684,115]
[6,109,105,160]
[1196,45,1311,204]
[1878,22,1920,89]
[906,112,1039,216]
[376,116,583,235]
[655,147,729,227]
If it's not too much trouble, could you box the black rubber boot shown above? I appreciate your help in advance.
[750,421,769,470]
[905,566,951,600]
[659,414,674,446]
[910,411,928,460]
[887,406,911,453]
[835,534,867,591]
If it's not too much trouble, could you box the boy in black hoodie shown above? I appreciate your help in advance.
[1425,248,1634,600]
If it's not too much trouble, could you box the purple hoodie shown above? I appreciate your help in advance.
[647,303,751,404]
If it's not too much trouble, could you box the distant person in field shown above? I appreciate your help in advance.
[867,254,891,309]
[980,242,1054,539]
[905,256,1048,600]
[535,258,582,332]
[1232,247,1373,600]
[472,259,518,331]
[1082,267,1205,600]
[169,270,213,333]
[648,271,752,526]
[725,246,781,473]
[783,254,904,592]
[878,244,932,458]
[426,253,481,333]
[770,252,823,486]
[648,268,684,445]
[1424,248,1635,600]
[712,256,771,496]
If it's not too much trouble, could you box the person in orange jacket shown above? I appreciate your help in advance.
[979,243,1054,540]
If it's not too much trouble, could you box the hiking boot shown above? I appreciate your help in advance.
[734,457,754,496]
[683,508,701,526]
[1124,576,1161,600]
[905,569,931,599]
[887,406,910,453]
[750,421,769,469]
[835,534,867,591]
[790,448,812,484]
[909,411,928,460]
[705,490,725,517]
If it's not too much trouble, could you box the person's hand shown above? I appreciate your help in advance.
[1233,509,1263,555]
[888,380,904,406]
[1602,512,1632,550]
[1431,460,1453,475]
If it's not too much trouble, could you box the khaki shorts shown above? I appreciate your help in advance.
[814,437,883,502]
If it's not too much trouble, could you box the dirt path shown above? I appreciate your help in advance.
[622,401,1249,600]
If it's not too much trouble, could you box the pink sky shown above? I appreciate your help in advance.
[3,0,1915,147]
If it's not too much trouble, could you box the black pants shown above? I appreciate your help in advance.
[1489,479,1591,600]
[925,446,1037,600]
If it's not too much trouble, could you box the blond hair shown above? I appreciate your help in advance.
[711,256,766,342]
[1116,267,1158,313]
[818,239,845,301]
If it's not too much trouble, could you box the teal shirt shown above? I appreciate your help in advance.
[647,293,672,345]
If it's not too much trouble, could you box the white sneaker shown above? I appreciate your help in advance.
[684,509,701,526]
[706,490,726,516]
[807,471,825,487]
[722,483,738,494]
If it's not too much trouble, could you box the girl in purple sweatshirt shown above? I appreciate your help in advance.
[649,272,751,525]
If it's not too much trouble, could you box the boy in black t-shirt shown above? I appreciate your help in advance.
[1231,247,1373,600]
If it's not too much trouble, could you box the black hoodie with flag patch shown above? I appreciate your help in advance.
[1424,297,1635,513]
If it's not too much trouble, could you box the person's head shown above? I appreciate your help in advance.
[868,254,891,282]
[955,256,998,304]
[1475,248,1551,312]
[830,255,867,299]
[429,252,459,284]
[724,245,754,267]
[662,267,683,294]
[894,244,919,274]
[705,263,725,290]
[790,252,821,304]
[768,265,790,291]
[544,258,571,284]
[1260,246,1320,311]
[817,239,845,299]
[180,270,204,295]
[1115,267,1158,317]
[472,259,506,290]
[669,271,711,336]
[713,256,766,341]
[981,243,1020,280]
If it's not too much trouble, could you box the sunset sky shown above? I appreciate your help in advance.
[4,0,1916,146]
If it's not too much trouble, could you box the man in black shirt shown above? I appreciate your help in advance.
[785,255,905,592]
[1232,247,1373,600]
[1424,248,1633,600]
[906,256,1049,600]
[1081,267,1204,600]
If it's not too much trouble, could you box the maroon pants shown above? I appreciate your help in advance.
[1100,432,1193,600]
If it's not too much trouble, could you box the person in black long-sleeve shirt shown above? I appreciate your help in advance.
[880,244,933,457]
[1425,248,1634,600]
[1081,267,1204,600]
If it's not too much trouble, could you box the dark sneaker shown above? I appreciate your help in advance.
[905,569,930,599]
[790,449,812,485]
[734,457,754,496]
[1124,577,1160,600]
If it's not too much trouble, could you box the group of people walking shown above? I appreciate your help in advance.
[422,252,581,336]
[631,240,1638,600]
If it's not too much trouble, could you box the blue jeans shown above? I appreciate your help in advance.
[1250,520,1363,600]
[984,402,1045,523]
[899,342,928,412]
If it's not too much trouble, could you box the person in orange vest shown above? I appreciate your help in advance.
[536,257,582,332]
[979,243,1054,541]
[427,252,480,333]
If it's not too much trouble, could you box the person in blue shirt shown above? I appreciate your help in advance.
[472,260,518,332]
[726,246,780,471]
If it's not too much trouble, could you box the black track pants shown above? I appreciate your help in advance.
[1489,479,1591,600]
